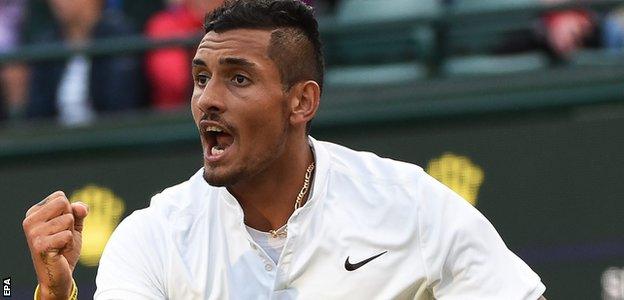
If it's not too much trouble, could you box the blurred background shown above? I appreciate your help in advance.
[1,0,624,298]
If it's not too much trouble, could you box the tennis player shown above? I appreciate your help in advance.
[23,0,547,299]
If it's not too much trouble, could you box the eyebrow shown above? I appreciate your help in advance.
[192,57,258,70]
[192,59,207,68]
[219,57,257,68]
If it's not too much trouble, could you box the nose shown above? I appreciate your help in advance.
[196,79,227,114]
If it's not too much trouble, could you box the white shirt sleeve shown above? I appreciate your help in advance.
[416,174,546,300]
[95,209,167,299]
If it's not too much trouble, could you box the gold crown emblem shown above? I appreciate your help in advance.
[426,152,484,206]
[69,185,125,267]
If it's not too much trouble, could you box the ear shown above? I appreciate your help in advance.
[289,80,320,127]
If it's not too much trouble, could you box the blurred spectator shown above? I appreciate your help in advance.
[144,0,224,111]
[541,3,598,59]
[494,0,602,61]
[26,0,142,126]
[0,0,28,121]
[603,6,624,50]
[0,0,24,51]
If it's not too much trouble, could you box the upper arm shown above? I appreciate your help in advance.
[95,211,167,299]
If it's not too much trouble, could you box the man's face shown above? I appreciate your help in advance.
[48,0,101,27]
[191,29,292,187]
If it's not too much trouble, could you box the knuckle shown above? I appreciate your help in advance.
[22,217,31,230]
[24,206,36,218]
[51,215,71,228]
[50,190,66,199]
[25,228,38,240]
[49,198,70,213]
[32,237,44,251]
[49,216,65,229]
[59,197,72,211]
[64,214,75,228]
[48,196,63,206]
[63,230,73,241]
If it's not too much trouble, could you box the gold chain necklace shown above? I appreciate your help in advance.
[269,162,315,238]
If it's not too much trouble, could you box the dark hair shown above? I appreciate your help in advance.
[204,0,324,93]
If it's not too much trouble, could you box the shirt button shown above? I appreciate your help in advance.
[265,264,273,271]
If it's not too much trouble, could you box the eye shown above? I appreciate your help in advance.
[231,74,250,86]
[195,74,210,87]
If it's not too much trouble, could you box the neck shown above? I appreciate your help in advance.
[228,135,314,232]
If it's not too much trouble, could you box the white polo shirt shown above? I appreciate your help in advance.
[95,137,545,299]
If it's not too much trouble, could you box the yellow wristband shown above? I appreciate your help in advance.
[34,279,78,300]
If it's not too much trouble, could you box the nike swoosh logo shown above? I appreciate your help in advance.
[344,250,387,271]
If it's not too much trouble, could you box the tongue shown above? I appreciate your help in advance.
[216,132,234,148]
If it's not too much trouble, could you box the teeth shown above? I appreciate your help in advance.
[206,126,224,133]
[211,146,225,156]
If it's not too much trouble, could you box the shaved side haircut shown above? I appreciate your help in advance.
[204,0,325,93]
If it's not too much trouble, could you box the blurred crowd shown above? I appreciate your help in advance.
[0,0,622,126]
[492,0,624,61]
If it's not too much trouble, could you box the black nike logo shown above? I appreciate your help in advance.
[344,251,387,271]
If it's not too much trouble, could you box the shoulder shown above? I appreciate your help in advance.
[97,169,218,297]
[318,140,427,186]
[98,169,213,273]
[141,169,213,223]
[313,139,457,218]
[108,169,212,241]
[314,138,474,202]
[314,139,489,236]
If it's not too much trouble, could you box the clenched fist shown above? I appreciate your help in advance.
[22,191,89,300]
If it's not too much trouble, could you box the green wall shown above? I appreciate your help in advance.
[2,105,623,298]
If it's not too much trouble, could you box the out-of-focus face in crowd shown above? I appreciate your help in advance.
[47,0,103,28]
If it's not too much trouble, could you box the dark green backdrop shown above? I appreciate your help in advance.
[1,107,623,299]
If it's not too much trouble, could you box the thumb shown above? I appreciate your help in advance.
[71,202,89,232]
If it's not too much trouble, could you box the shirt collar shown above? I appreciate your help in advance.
[194,136,330,216]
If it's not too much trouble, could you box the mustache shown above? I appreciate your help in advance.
[202,111,222,122]
[201,112,235,133]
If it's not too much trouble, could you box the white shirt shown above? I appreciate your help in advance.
[246,225,287,264]
[95,137,546,299]
[56,55,95,126]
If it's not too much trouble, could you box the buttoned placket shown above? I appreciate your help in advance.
[241,207,307,294]
[217,137,327,298]
[219,188,279,295]
[271,208,303,293]
[233,206,279,276]
[273,139,326,296]
[222,187,312,297]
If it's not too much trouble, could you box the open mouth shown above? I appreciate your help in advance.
[202,123,234,161]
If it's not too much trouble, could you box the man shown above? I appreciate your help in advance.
[0,0,27,121]
[22,0,547,299]
[25,0,142,125]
